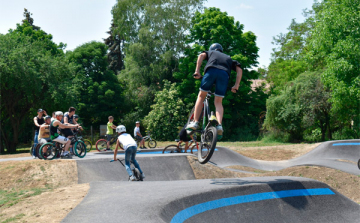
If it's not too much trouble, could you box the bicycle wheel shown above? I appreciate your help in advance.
[95,139,107,152]
[198,126,217,164]
[358,159,360,170]
[84,139,92,152]
[74,141,87,158]
[133,167,143,181]
[39,143,58,160]
[148,139,157,149]
[162,145,181,154]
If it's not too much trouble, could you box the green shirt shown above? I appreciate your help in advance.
[107,122,114,135]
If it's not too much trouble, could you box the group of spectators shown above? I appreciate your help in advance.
[33,107,81,159]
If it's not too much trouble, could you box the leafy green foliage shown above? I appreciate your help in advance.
[264,72,332,141]
[66,41,125,128]
[0,28,77,153]
[144,80,192,140]
[307,0,360,130]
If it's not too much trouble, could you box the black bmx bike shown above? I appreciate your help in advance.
[187,90,219,164]
[110,158,143,181]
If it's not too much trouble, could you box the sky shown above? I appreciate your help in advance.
[0,0,314,68]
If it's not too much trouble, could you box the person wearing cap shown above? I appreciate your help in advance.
[37,116,52,157]
[134,121,146,149]
[33,109,47,158]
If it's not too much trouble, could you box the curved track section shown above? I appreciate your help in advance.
[62,177,359,223]
[211,139,360,175]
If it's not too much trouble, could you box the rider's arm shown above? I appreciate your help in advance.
[33,117,40,128]
[194,53,207,78]
[56,121,79,129]
[64,115,69,124]
[39,124,49,131]
[114,139,120,160]
[232,66,242,93]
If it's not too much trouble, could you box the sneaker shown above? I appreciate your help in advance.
[32,155,37,159]
[141,147,147,149]
[216,125,223,140]
[129,175,136,181]
[186,121,199,131]
[106,148,112,151]
[61,153,72,159]
[141,173,145,179]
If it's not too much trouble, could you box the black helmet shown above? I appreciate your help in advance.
[44,115,51,120]
[73,114,79,119]
[209,43,223,52]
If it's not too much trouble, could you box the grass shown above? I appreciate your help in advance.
[1,213,25,223]
[0,188,48,208]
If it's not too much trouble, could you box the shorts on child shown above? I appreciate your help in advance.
[200,67,229,98]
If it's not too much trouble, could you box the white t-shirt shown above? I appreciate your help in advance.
[118,133,137,150]
[134,127,140,137]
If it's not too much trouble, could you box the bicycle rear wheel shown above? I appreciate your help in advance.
[198,126,217,164]
[162,145,181,154]
[39,143,58,160]
[83,139,92,152]
[148,139,157,149]
[358,159,360,170]
[95,139,107,152]
[74,141,87,158]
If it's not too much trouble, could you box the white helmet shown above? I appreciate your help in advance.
[116,125,126,133]
[55,111,63,117]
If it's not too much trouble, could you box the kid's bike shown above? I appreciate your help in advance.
[142,131,157,148]
[162,137,199,154]
[74,130,92,152]
[95,135,117,152]
[187,90,219,164]
[110,158,143,181]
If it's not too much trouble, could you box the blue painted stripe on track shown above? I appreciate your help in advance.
[332,143,360,146]
[170,188,335,223]
[136,149,218,155]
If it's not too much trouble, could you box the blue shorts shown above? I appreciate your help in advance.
[200,68,229,98]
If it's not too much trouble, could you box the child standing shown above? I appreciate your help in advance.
[113,125,145,181]
[106,116,117,151]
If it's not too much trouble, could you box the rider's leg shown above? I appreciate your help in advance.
[129,146,143,174]
[185,141,189,153]
[214,96,224,124]
[63,140,71,153]
[141,138,145,147]
[193,90,208,122]
[124,148,134,176]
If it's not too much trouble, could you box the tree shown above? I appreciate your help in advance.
[174,7,265,140]
[264,71,332,141]
[0,32,77,153]
[104,21,124,74]
[112,0,205,120]
[306,0,360,135]
[144,80,191,140]
[66,41,125,128]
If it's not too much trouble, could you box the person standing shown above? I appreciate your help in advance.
[134,121,146,149]
[105,116,117,151]
[33,108,46,158]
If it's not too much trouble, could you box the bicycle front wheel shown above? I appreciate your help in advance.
[198,126,217,164]
[39,143,58,160]
[84,139,92,152]
[148,140,157,149]
[95,139,107,152]
[74,141,87,158]
[162,145,181,154]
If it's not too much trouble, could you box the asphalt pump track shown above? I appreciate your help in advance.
[62,140,360,222]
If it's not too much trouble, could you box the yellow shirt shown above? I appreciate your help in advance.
[107,122,114,135]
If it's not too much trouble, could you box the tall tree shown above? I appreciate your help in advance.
[306,0,360,135]
[104,22,124,74]
[111,0,204,121]
[66,41,125,128]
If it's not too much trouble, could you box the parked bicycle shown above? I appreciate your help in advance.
[162,136,200,154]
[74,129,92,152]
[358,159,360,170]
[110,158,143,181]
[38,129,87,160]
[142,131,157,149]
[187,90,218,164]
[95,134,117,152]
